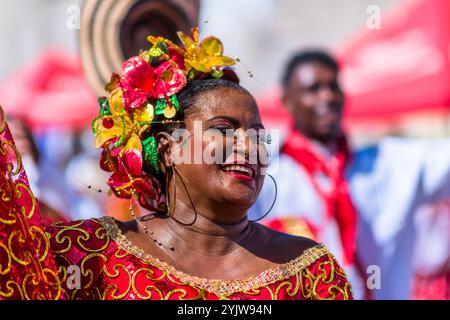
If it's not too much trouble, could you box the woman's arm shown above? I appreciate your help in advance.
[0,105,63,300]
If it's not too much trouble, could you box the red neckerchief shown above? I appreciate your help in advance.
[281,128,357,265]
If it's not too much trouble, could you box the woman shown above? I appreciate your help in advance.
[1,28,352,300]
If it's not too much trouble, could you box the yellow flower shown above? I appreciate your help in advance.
[177,27,236,73]
[93,88,154,154]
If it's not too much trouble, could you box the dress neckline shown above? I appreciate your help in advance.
[98,216,329,297]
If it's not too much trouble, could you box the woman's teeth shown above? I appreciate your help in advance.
[222,165,253,176]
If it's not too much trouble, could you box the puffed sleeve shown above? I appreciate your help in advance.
[300,251,354,300]
[46,218,110,300]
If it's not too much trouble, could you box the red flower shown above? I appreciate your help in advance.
[107,149,157,199]
[167,48,186,70]
[153,63,186,98]
[120,57,156,111]
[99,147,118,172]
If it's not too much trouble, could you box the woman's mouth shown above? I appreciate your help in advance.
[220,163,255,181]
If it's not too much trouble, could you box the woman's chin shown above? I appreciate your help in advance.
[220,189,257,208]
[216,175,261,207]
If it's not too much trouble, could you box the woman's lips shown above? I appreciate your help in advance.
[222,171,254,181]
[220,163,256,181]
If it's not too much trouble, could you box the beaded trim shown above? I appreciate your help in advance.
[98,216,329,297]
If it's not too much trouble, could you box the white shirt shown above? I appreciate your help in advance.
[250,137,450,299]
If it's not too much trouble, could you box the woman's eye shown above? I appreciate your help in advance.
[210,126,234,136]
[253,132,271,145]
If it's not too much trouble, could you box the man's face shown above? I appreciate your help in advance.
[283,62,344,144]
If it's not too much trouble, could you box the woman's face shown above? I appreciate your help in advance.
[170,87,267,220]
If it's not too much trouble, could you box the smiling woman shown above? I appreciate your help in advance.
[0,27,353,300]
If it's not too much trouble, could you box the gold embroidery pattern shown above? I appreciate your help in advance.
[0,106,62,300]
[49,216,353,300]
[300,252,353,300]
[100,216,329,297]
[48,219,112,300]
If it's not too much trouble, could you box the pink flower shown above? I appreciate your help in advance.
[153,62,186,98]
[120,57,156,111]
[153,49,187,98]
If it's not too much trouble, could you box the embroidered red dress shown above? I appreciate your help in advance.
[46,217,353,300]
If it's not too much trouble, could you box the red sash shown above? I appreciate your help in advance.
[281,129,357,265]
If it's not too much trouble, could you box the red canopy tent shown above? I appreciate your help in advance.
[258,0,450,131]
[0,50,98,131]
[338,0,450,125]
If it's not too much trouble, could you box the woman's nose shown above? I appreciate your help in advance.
[232,129,248,159]
[233,129,262,163]
[234,129,248,149]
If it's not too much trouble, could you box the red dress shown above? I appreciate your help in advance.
[46,217,353,300]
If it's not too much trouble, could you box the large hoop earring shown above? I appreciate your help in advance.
[166,164,198,226]
[249,173,278,223]
[165,165,175,218]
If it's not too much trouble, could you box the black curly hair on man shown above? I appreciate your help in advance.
[281,50,339,88]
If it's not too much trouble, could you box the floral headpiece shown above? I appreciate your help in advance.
[91,27,237,211]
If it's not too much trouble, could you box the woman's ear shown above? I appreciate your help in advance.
[156,132,173,170]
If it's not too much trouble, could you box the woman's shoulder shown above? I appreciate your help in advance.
[255,222,320,261]
[255,224,353,299]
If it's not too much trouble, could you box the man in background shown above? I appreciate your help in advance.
[251,50,450,299]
